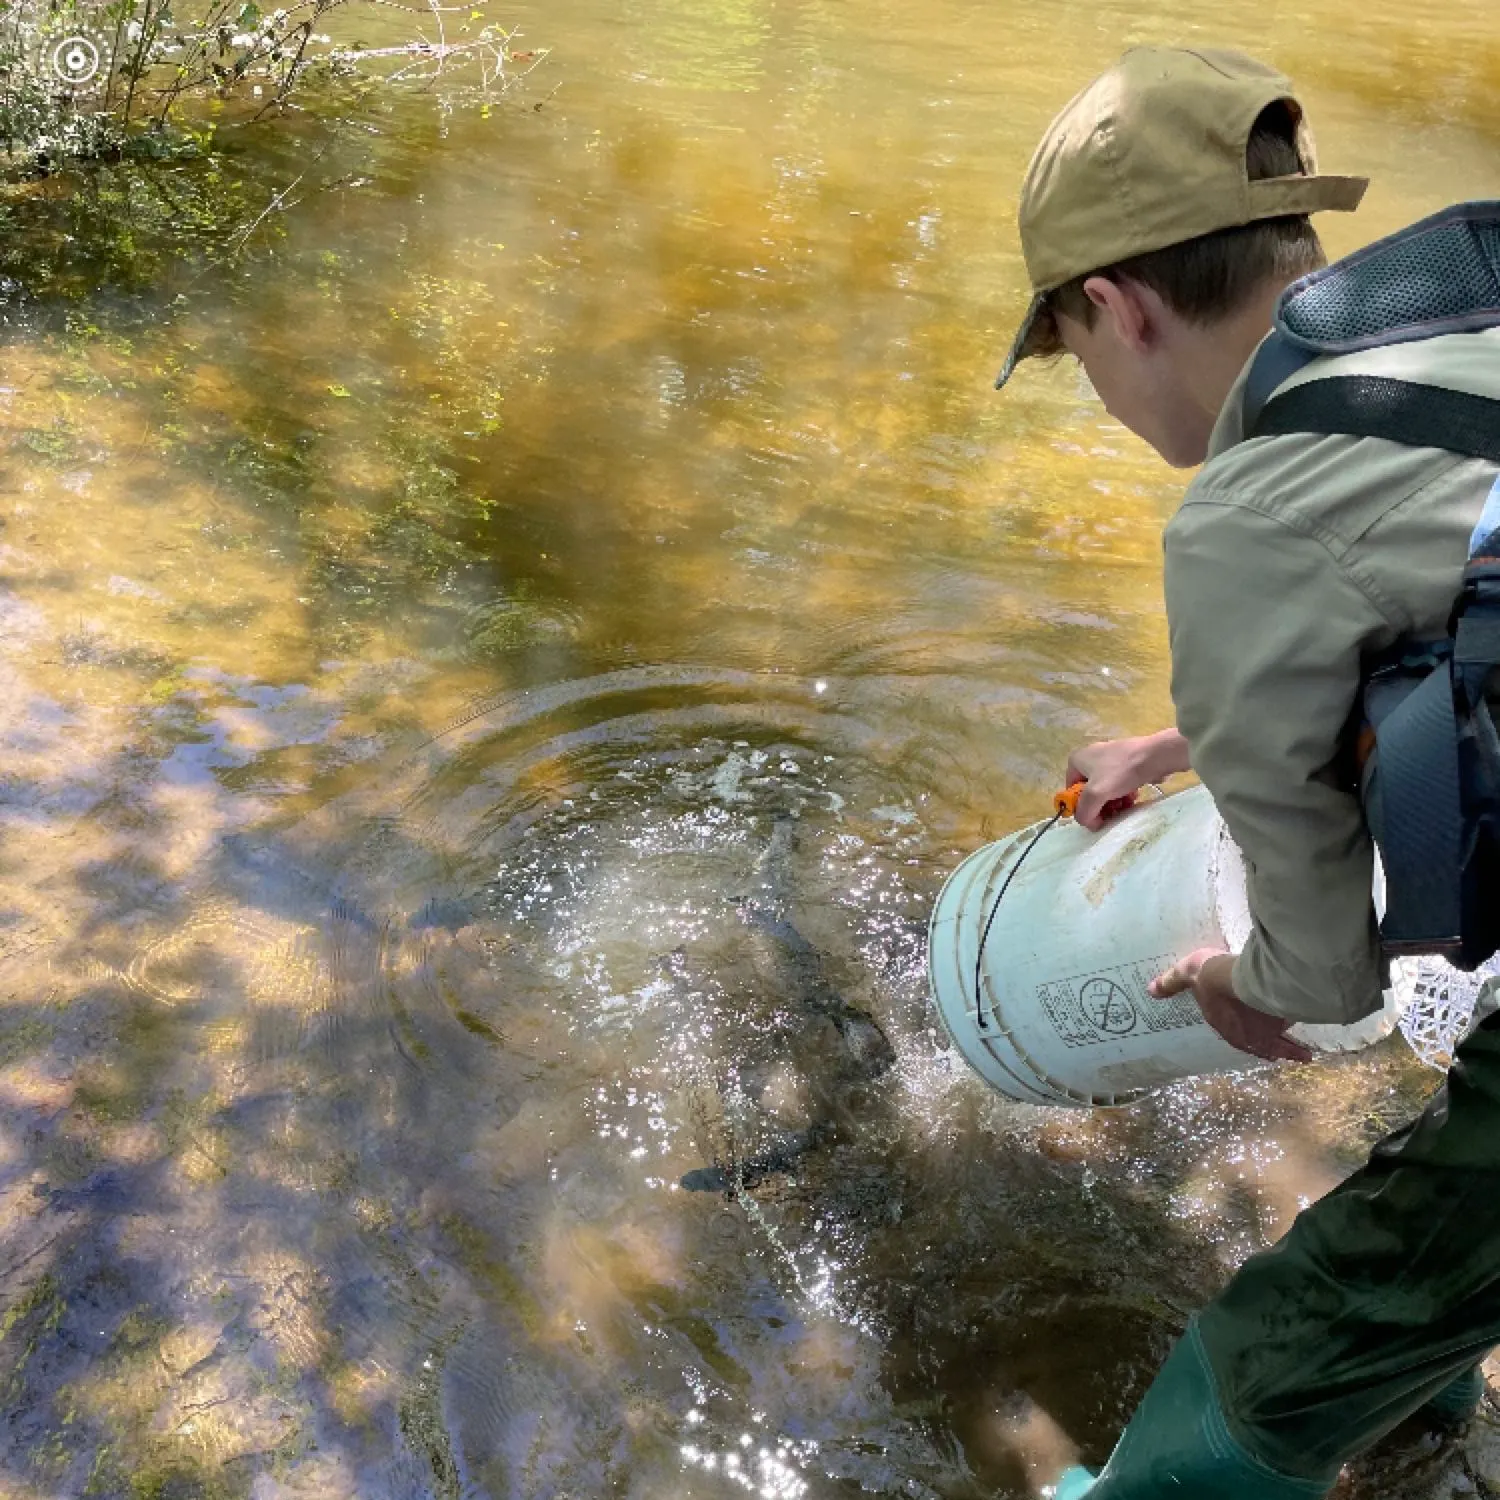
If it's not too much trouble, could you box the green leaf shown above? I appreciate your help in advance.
[237,1,261,23]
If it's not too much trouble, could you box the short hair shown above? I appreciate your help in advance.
[1029,100,1327,356]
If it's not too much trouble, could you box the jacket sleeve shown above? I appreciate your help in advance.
[1163,495,1396,1026]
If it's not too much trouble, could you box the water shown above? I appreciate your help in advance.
[0,1,1496,1495]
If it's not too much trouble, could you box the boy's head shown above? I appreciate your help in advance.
[996,48,1368,466]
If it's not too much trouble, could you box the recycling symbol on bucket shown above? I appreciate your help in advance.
[1077,977,1139,1035]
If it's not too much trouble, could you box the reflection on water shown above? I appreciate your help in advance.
[0,0,1496,1495]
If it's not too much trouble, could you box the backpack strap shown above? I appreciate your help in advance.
[1251,375,1500,464]
[1362,657,1465,957]
[1249,377,1500,962]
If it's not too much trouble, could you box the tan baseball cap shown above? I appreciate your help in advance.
[994,46,1369,390]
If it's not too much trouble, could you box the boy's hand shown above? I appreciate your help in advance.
[1149,948,1312,1063]
[1065,730,1190,831]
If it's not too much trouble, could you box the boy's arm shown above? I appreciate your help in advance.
[1164,496,1394,1027]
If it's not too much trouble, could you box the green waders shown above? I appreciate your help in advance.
[1057,1003,1500,1498]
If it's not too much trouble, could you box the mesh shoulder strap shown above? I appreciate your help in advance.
[1250,375,1500,463]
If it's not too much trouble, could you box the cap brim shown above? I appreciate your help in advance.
[994,292,1049,391]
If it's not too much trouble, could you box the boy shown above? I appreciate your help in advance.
[995,46,1500,1497]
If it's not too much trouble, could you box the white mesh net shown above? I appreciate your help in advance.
[1392,954,1500,1070]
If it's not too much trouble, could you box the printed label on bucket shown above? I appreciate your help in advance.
[1035,957,1202,1048]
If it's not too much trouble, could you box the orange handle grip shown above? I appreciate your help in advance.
[1053,784,1085,818]
[1053,780,1137,822]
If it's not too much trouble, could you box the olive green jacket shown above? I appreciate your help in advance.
[1165,327,1500,1025]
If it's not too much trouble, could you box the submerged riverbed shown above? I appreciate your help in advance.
[0,1,1498,1495]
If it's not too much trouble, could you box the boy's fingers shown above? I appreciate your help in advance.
[1075,783,1111,831]
[1075,784,1136,832]
[1149,960,1192,998]
[1256,1020,1314,1063]
[1239,1028,1313,1064]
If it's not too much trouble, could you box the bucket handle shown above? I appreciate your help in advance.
[976,782,1169,1030]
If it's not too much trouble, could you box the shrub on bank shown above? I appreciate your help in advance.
[0,0,543,169]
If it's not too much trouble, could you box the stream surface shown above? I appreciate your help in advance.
[0,1,1498,1496]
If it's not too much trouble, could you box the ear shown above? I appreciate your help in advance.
[1081,275,1156,354]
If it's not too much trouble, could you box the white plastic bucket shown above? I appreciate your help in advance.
[928,783,1399,1107]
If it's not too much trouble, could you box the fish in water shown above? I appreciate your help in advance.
[741,908,897,1076]
[677,815,895,1194]
[407,894,477,934]
[680,1121,837,1195]
[736,815,896,1079]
